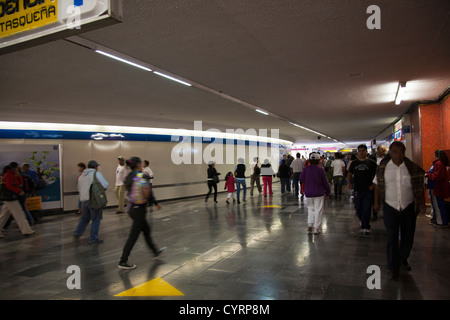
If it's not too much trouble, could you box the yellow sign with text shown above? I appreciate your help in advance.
[0,0,58,39]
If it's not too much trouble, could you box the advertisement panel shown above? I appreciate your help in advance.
[0,144,62,209]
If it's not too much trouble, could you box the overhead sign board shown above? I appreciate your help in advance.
[394,119,402,132]
[0,0,122,53]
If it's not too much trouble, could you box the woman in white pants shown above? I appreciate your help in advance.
[299,153,331,235]
[0,162,35,237]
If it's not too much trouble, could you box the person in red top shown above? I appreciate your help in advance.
[224,172,236,204]
[0,162,35,238]
[426,150,450,227]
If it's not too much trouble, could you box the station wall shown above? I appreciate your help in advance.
[0,136,281,212]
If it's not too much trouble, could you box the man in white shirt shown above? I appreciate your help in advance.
[143,160,154,185]
[371,145,387,165]
[115,156,129,214]
[373,142,425,279]
[290,153,304,199]
[331,153,346,197]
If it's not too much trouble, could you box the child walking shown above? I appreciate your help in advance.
[224,172,236,204]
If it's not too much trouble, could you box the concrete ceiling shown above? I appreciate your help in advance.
[1,0,449,146]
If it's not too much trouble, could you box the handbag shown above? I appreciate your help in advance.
[26,196,42,211]
[0,183,18,201]
[213,175,220,183]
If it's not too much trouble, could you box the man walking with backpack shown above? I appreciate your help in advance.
[74,160,109,245]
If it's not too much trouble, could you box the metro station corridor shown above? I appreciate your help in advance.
[1,183,449,300]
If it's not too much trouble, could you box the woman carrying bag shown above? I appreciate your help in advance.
[206,161,220,203]
[118,157,165,269]
[0,162,35,238]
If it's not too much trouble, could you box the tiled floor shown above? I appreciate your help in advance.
[1,184,449,300]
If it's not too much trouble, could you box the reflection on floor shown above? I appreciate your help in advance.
[1,184,449,300]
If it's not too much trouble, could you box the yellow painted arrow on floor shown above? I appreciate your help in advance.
[114,278,184,297]
[261,205,283,208]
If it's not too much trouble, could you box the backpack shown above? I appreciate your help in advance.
[90,172,107,210]
[22,174,36,195]
[128,172,151,205]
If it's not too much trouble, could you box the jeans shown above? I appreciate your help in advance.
[383,202,416,271]
[236,179,246,201]
[206,180,217,202]
[74,200,102,243]
[250,175,262,195]
[431,195,448,226]
[120,204,158,263]
[19,195,34,225]
[354,189,373,230]
[333,176,343,195]
[293,172,301,197]
[280,178,290,193]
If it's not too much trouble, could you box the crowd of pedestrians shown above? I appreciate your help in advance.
[1,142,448,280]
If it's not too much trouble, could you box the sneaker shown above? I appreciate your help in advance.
[313,228,321,235]
[362,229,371,235]
[307,227,313,234]
[153,247,166,259]
[118,261,137,270]
[116,210,125,214]
[226,200,229,204]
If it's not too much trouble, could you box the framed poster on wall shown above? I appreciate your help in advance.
[0,144,62,210]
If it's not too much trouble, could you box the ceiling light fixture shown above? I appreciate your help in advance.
[289,122,323,136]
[255,109,269,115]
[395,82,406,105]
[289,122,339,142]
[95,50,152,72]
[153,71,192,86]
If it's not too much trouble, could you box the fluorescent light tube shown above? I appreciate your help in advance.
[95,50,152,72]
[395,82,406,105]
[153,71,192,86]
[289,122,324,136]
[255,109,269,115]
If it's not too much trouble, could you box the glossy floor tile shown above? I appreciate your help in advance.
[1,184,449,300]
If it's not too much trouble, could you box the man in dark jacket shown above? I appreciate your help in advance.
[373,141,426,279]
